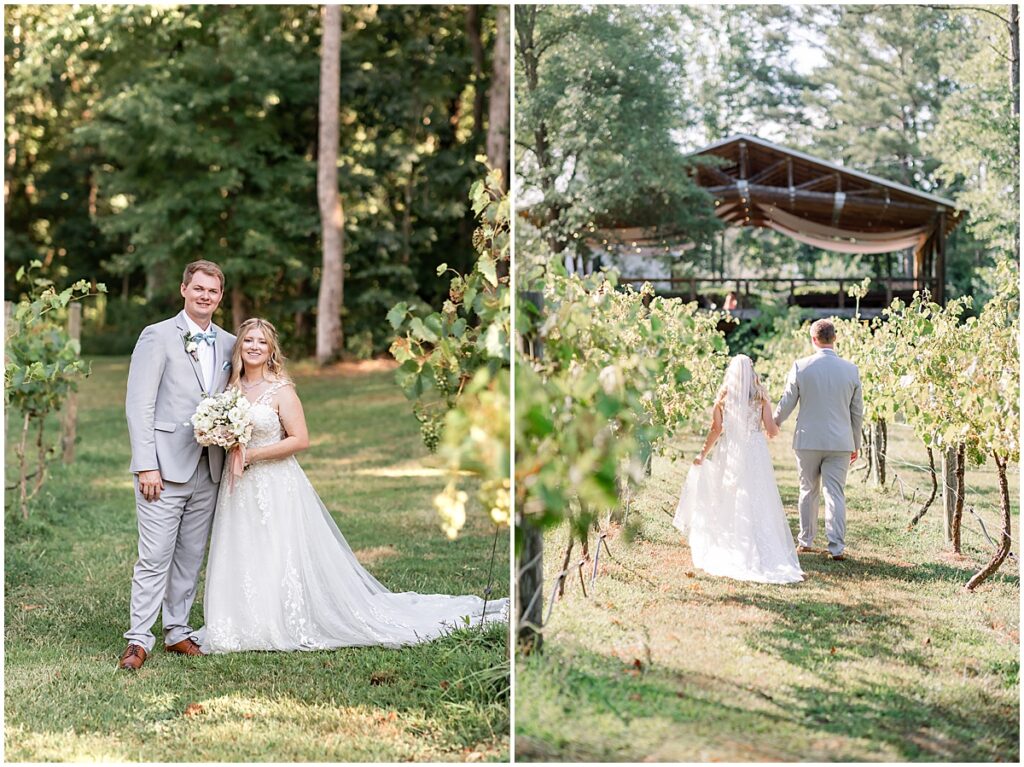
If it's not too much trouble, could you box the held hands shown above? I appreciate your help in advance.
[692,455,704,466]
[137,470,164,502]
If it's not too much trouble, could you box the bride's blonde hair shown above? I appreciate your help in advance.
[714,355,769,410]
[229,318,291,388]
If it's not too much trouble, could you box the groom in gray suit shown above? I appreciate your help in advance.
[119,260,236,670]
[774,319,863,560]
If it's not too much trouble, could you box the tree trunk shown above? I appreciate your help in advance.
[402,174,413,265]
[965,452,1013,590]
[1011,4,1019,117]
[941,444,959,544]
[465,5,486,131]
[517,521,544,654]
[951,442,966,553]
[144,261,166,303]
[231,285,247,333]
[18,411,30,520]
[516,6,564,256]
[61,303,82,463]
[486,6,510,190]
[33,416,47,495]
[908,447,938,528]
[316,5,345,365]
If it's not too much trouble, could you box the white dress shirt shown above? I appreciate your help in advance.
[183,313,216,394]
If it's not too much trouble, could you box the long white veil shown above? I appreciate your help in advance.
[720,354,760,441]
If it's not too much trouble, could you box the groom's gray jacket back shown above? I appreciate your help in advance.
[773,348,864,452]
[126,311,236,483]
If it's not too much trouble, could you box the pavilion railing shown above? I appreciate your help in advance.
[618,276,939,309]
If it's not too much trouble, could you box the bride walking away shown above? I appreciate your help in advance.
[673,355,804,584]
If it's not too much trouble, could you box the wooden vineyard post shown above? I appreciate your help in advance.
[941,445,958,543]
[517,290,544,653]
[872,419,886,487]
[4,300,12,441]
[61,303,83,462]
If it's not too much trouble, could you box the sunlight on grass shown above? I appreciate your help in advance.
[90,476,135,490]
[517,418,1018,762]
[6,359,509,763]
[355,465,473,479]
[354,545,399,564]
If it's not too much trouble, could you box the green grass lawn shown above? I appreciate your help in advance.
[5,358,510,762]
[516,422,1019,762]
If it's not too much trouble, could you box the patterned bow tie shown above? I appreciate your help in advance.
[193,330,217,345]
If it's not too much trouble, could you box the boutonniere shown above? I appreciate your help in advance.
[182,332,200,363]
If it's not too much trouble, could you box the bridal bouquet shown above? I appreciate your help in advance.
[191,388,253,450]
[191,389,253,489]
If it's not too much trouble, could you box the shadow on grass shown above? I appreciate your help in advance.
[516,645,795,762]
[724,591,925,672]
[517,640,1019,763]
[786,678,1019,762]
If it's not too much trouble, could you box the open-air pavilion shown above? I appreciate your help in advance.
[614,134,965,311]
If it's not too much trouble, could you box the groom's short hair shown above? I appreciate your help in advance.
[182,260,225,290]
[810,319,836,344]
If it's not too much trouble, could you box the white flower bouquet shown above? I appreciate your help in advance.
[191,388,253,450]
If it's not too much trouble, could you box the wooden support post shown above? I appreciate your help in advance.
[935,211,947,306]
[5,300,12,442]
[838,280,845,309]
[518,522,544,653]
[517,290,545,653]
[688,278,696,302]
[872,420,885,487]
[62,303,83,463]
[941,445,958,543]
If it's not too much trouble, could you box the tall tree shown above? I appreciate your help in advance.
[486,6,510,189]
[927,5,1020,297]
[72,6,321,319]
[317,4,344,364]
[685,5,815,147]
[515,5,720,262]
[805,5,962,191]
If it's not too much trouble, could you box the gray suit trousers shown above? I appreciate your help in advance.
[124,454,218,652]
[794,450,849,556]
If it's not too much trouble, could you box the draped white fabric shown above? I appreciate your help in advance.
[754,203,929,255]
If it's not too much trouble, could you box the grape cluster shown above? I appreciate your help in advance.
[420,417,442,453]
[433,365,454,396]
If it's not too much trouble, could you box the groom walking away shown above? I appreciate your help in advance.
[119,260,236,670]
[773,319,863,561]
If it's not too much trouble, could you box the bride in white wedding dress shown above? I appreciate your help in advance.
[201,318,507,654]
[673,355,803,584]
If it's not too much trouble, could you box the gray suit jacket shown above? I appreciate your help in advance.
[774,348,864,452]
[126,311,236,483]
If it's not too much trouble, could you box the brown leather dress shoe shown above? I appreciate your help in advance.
[796,545,814,553]
[118,643,148,670]
[830,553,846,561]
[165,638,205,656]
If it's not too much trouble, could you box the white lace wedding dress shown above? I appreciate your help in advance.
[201,382,508,653]
[672,363,804,585]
